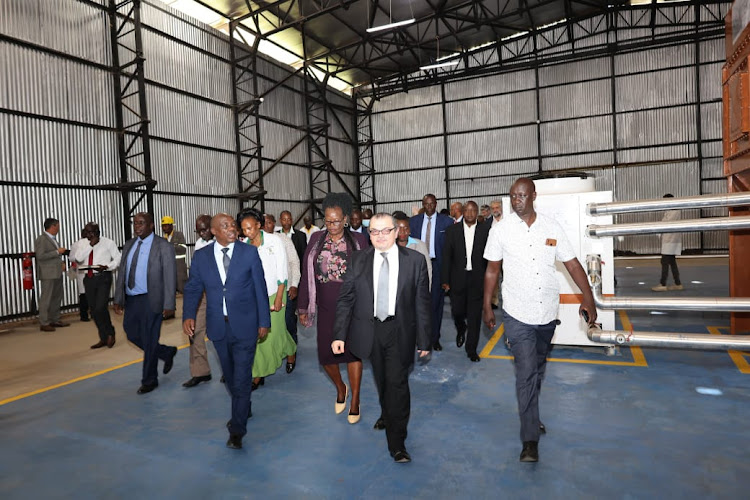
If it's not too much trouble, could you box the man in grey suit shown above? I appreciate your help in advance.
[114,212,178,394]
[34,218,70,332]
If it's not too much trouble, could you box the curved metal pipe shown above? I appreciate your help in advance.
[587,327,750,351]
[587,216,750,238]
[587,192,750,215]
[585,255,750,312]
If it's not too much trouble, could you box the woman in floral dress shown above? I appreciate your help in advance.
[298,193,369,423]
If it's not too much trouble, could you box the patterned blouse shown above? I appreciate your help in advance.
[315,234,350,283]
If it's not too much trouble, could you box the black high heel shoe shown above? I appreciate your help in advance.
[251,377,265,391]
[286,355,296,374]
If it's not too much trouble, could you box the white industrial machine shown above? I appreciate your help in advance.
[501,175,615,349]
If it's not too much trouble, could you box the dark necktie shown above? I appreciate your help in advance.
[127,240,142,289]
[222,247,230,277]
[376,252,389,321]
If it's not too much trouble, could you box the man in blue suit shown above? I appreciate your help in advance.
[182,213,270,450]
[409,193,454,350]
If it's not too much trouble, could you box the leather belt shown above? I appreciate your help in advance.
[224,315,229,322]
[375,316,395,323]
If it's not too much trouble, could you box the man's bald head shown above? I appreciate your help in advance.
[211,213,237,246]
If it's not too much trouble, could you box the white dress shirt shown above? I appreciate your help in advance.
[194,237,214,252]
[214,241,234,315]
[373,244,399,318]
[484,211,576,325]
[253,233,288,297]
[73,236,121,272]
[491,215,503,227]
[463,221,477,271]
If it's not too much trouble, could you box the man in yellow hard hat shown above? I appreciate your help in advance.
[161,216,188,311]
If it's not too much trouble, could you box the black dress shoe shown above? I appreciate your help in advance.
[456,333,465,348]
[52,321,70,327]
[520,441,539,462]
[539,422,546,434]
[137,383,158,394]
[226,434,243,449]
[81,318,91,322]
[251,377,265,391]
[220,375,225,383]
[182,374,212,388]
[90,340,107,349]
[433,341,442,351]
[286,361,296,374]
[469,353,481,362]
[373,417,386,430]
[392,450,411,463]
[163,346,177,374]
[106,335,116,348]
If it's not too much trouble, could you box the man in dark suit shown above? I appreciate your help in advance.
[277,210,306,345]
[333,213,431,463]
[409,193,453,351]
[441,201,491,362]
[183,213,271,450]
[114,212,178,395]
[349,209,370,243]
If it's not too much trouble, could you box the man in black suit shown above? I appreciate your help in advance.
[441,201,491,362]
[333,213,431,463]
[277,210,307,344]
[114,212,178,394]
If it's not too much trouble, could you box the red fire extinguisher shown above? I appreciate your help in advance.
[22,252,34,290]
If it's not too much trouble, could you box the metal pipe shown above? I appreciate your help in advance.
[586,255,750,312]
[587,192,750,215]
[587,327,750,351]
[587,216,750,238]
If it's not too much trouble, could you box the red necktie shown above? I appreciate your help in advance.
[87,250,94,278]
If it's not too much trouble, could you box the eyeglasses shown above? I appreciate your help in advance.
[370,227,396,236]
[324,219,343,227]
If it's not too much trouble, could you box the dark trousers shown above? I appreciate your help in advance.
[84,272,115,342]
[430,259,445,343]
[213,320,257,437]
[285,292,298,344]
[450,270,483,356]
[78,293,89,321]
[660,255,681,286]
[503,310,556,443]
[370,319,411,454]
[123,294,172,386]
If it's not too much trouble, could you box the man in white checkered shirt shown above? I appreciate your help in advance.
[482,177,597,463]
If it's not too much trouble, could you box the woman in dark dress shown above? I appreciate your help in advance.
[298,193,369,424]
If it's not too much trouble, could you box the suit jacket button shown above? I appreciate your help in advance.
[223,288,226,292]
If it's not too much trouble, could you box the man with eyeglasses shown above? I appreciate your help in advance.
[482,178,597,463]
[409,194,454,351]
[333,213,431,463]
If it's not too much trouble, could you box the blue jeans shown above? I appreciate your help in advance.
[503,310,556,443]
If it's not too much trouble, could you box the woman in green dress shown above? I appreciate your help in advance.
[238,208,297,389]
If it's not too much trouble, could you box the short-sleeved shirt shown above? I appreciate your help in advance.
[483,211,576,325]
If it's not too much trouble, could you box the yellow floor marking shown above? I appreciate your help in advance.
[0,342,191,407]
[618,310,648,367]
[479,312,648,367]
[707,326,750,374]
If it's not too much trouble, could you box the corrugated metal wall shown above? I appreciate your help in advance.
[367,4,728,256]
[0,0,355,321]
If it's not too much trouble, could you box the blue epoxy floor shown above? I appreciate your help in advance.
[1,258,748,499]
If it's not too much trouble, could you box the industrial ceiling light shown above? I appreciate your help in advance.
[366,0,415,33]
[419,36,459,71]
[419,60,459,70]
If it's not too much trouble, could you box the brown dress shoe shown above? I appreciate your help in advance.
[40,325,56,332]
[90,341,107,349]
[52,321,70,327]
[106,335,116,348]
